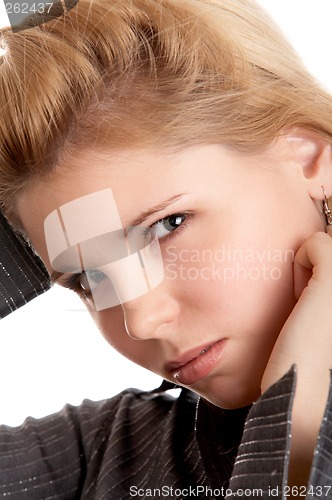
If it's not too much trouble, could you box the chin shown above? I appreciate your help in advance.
[194,379,262,410]
[202,394,258,410]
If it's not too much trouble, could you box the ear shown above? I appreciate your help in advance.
[285,128,332,200]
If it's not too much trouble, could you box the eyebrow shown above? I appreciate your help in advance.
[128,193,188,228]
[50,193,188,284]
[51,270,66,283]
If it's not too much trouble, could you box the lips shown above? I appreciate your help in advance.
[165,339,226,386]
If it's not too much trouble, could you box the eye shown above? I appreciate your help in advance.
[150,213,188,240]
[59,269,108,298]
[78,270,107,294]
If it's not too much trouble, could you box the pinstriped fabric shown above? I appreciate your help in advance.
[0,212,51,319]
[196,397,250,489]
[0,383,247,499]
[226,368,296,498]
[2,369,332,499]
[307,371,332,499]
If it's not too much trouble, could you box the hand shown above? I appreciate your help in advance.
[261,230,332,487]
[261,230,332,393]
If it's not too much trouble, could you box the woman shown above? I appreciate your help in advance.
[1,0,332,497]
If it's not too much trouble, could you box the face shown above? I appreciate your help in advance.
[17,143,324,408]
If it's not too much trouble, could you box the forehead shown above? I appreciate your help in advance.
[17,143,230,220]
[16,148,156,222]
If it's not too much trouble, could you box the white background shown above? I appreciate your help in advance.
[0,1,332,426]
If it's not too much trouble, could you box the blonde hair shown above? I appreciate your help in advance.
[1,0,332,221]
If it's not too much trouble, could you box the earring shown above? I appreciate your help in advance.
[322,186,332,229]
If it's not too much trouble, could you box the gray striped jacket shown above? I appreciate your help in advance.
[0,368,331,499]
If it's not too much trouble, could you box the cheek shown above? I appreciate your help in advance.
[225,258,296,335]
[171,244,296,336]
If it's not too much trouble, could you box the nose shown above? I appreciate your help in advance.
[122,285,180,340]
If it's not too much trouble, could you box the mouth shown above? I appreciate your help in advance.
[165,339,227,386]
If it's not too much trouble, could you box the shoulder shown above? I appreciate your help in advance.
[73,381,196,423]
[0,382,198,483]
[0,382,198,453]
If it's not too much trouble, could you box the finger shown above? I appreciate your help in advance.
[293,261,312,300]
[295,231,332,272]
